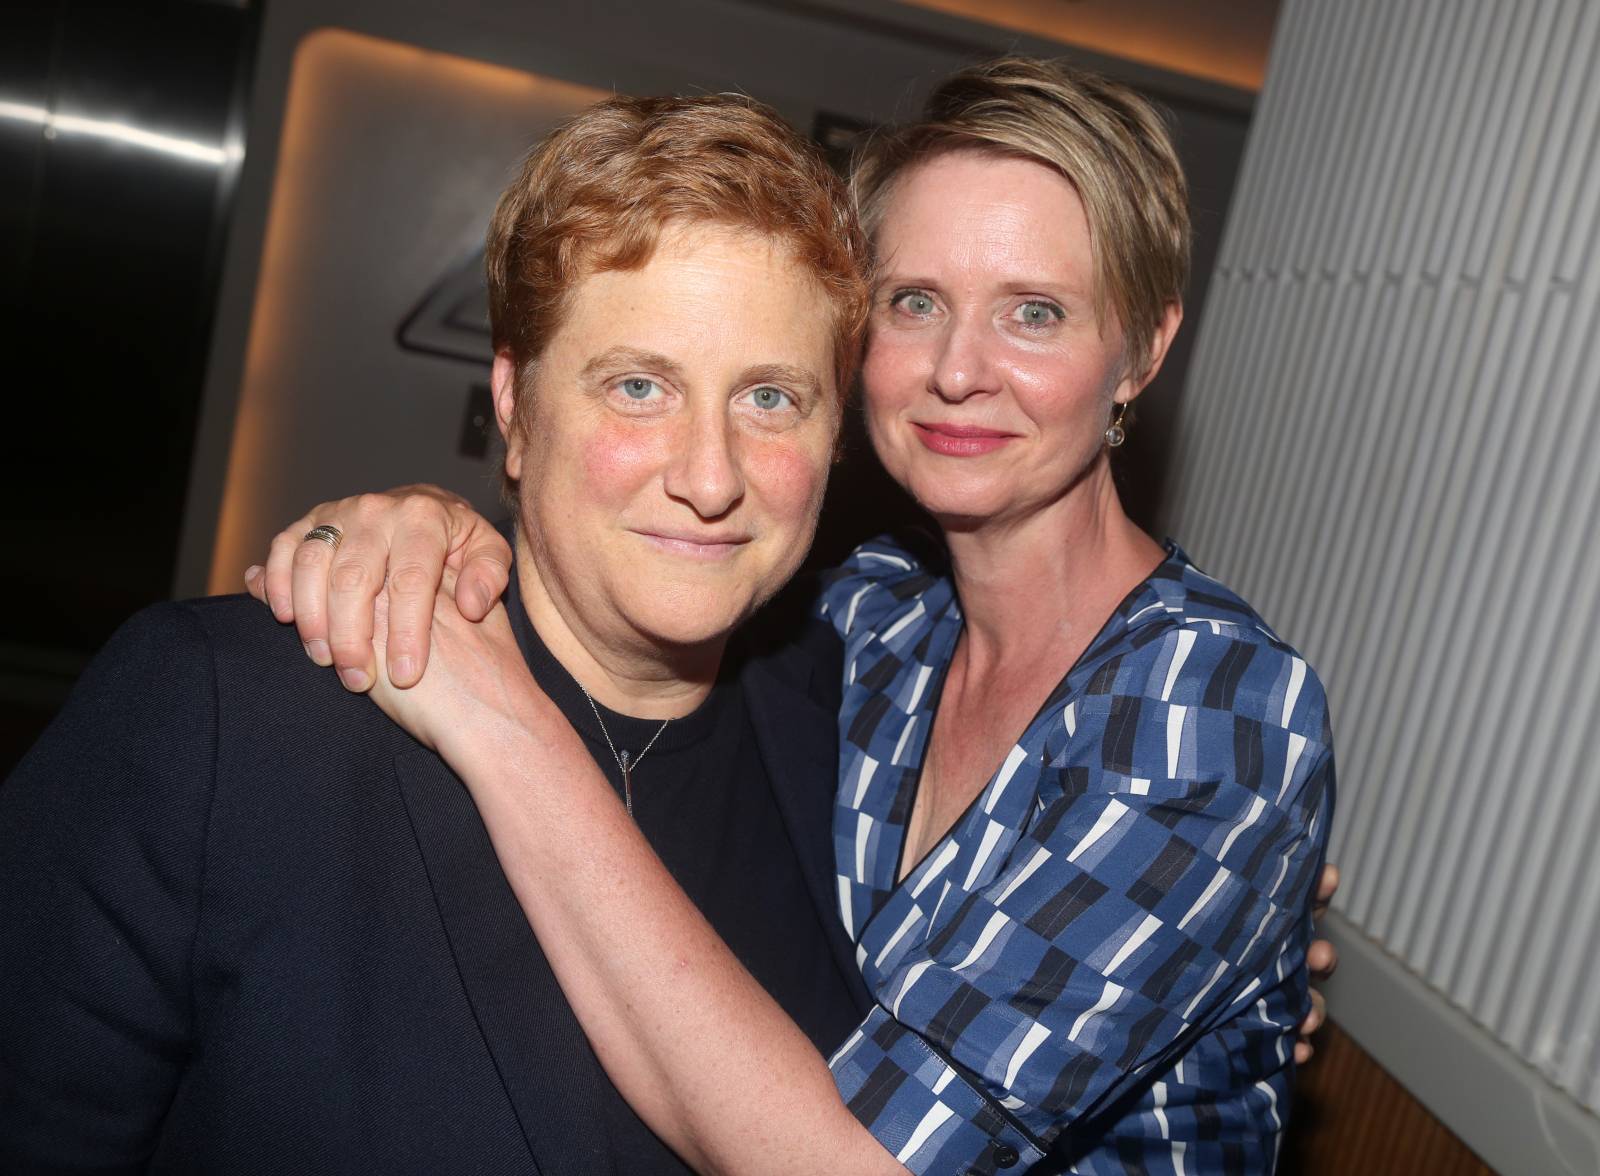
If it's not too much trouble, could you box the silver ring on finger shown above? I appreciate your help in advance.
[303,524,344,550]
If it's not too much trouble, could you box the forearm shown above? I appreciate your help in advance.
[446,704,900,1176]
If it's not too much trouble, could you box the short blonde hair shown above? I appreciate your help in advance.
[851,57,1190,374]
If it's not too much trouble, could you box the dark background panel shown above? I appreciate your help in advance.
[1,0,258,769]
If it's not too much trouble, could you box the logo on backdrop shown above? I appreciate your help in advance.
[396,247,492,367]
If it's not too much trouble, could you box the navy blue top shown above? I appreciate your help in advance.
[0,573,867,1175]
[506,592,860,1172]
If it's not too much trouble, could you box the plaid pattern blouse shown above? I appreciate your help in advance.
[819,538,1334,1176]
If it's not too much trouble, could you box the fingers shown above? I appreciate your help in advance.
[264,516,315,622]
[289,527,340,668]
[1295,988,1327,1065]
[381,508,453,688]
[453,526,513,621]
[251,485,500,692]
[323,497,419,693]
[1307,936,1339,980]
[1314,863,1341,918]
[330,493,465,691]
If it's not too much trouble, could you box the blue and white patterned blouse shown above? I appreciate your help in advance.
[819,537,1334,1176]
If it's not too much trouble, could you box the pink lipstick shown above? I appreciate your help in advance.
[912,421,1015,457]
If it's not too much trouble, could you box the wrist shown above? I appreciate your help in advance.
[436,669,574,783]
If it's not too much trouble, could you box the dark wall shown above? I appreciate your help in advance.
[0,1,258,770]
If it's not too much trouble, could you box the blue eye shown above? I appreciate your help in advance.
[746,386,793,412]
[1015,300,1064,326]
[619,377,661,400]
[892,290,936,316]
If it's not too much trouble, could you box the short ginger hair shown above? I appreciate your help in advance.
[851,57,1191,376]
[486,93,869,417]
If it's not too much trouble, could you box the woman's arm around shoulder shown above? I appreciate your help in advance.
[361,587,911,1176]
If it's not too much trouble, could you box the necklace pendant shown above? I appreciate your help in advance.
[575,681,663,824]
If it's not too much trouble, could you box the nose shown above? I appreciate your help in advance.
[663,404,745,519]
[928,313,998,403]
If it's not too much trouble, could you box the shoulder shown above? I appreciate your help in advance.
[21,595,364,755]
[180,593,375,698]
[47,600,226,732]
[2,603,235,861]
[168,592,304,660]
[815,531,951,645]
[92,593,307,671]
[1107,549,1332,748]
[63,595,383,748]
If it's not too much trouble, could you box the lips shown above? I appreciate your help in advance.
[911,421,1016,457]
[634,530,752,560]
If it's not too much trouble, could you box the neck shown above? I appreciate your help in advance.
[514,531,723,720]
[940,459,1163,674]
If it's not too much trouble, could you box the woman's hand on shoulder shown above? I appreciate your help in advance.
[242,485,511,693]
[364,570,550,773]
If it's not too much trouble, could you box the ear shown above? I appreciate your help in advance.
[491,349,524,480]
[1115,301,1184,405]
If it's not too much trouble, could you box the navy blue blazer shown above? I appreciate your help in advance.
[0,590,870,1174]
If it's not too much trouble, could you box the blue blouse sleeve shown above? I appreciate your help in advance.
[827,618,1334,1175]
[815,537,931,638]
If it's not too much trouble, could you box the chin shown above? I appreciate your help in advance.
[686,545,807,615]
[905,475,1009,526]
[622,584,761,652]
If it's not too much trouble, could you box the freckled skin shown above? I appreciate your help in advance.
[862,150,1143,532]
[496,225,838,677]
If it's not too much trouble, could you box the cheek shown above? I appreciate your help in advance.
[749,437,830,528]
[862,333,925,409]
[575,420,663,504]
[860,360,910,458]
[999,343,1116,424]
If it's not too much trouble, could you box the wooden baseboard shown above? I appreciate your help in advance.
[1281,1020,1497,1175]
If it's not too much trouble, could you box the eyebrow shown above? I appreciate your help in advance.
[579,347,823,399]
[876,273,1085,300]
[579,346,687,385]
[743,362,823,400]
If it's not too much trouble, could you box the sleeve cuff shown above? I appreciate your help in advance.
[830,1006,1046,1176]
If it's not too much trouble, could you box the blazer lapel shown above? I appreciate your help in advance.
[740,655,875,1016]
[394,747,611,1176]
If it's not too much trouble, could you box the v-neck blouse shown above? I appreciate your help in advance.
[818,536,1335,1176]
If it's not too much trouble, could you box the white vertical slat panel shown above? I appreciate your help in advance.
[1160,0,1600,1117]
[1411,286,1572,986]
[1371,0,1469,279]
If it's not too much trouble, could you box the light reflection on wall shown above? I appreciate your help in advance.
[0,99,243,166]
[207,29,606,593]
[899,0,1278,91]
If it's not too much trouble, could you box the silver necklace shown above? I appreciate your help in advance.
[577,683,670,818]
